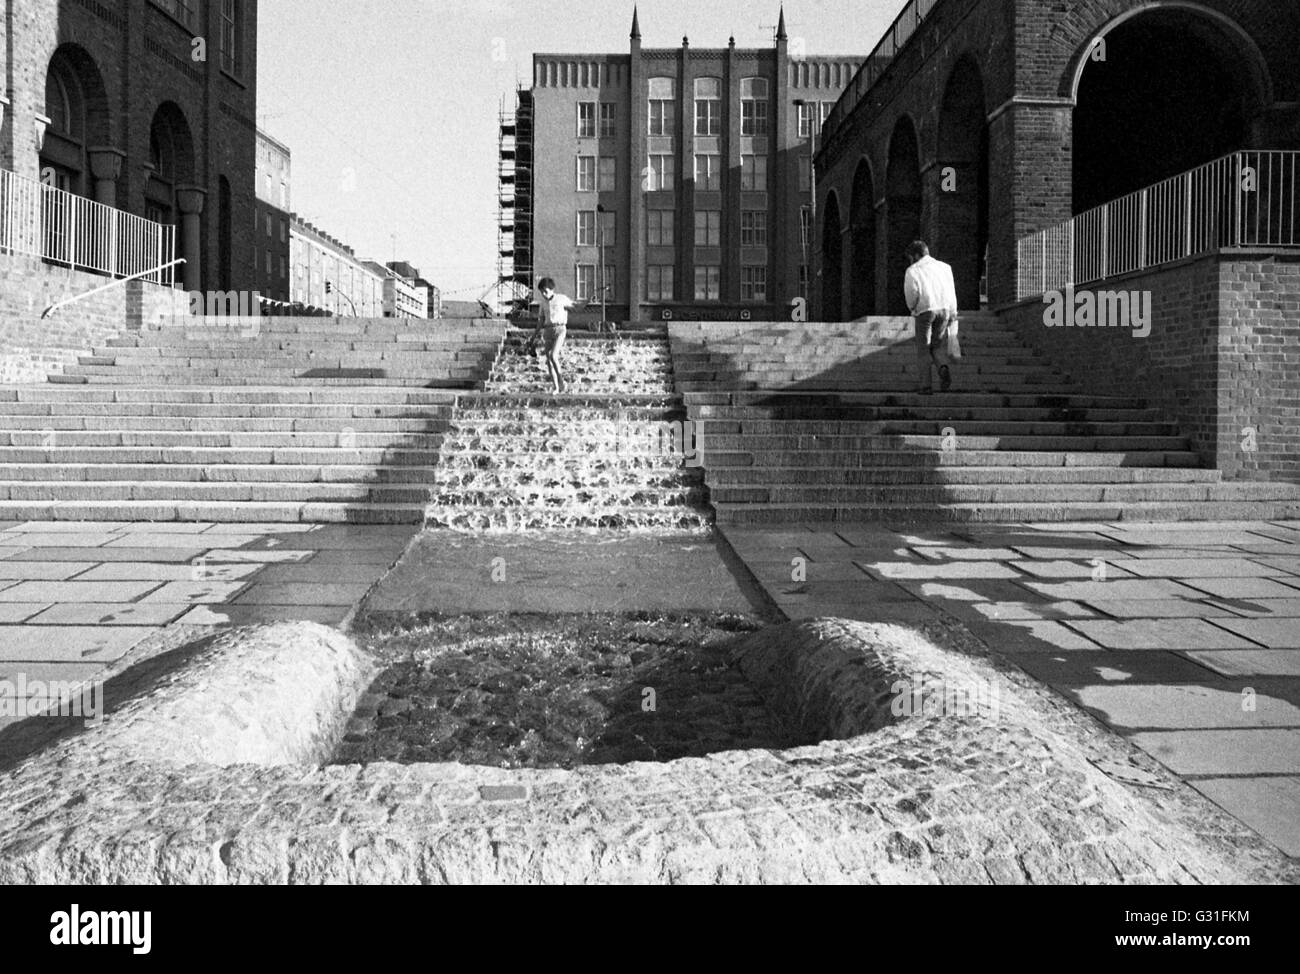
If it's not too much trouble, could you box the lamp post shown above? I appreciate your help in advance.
[792,100,818,306]
[596,202,608,330]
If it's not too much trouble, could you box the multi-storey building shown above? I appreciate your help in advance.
[290,219,384,317]
[360,260,427,319]
[254,129,291,306]
[512,7,859,323]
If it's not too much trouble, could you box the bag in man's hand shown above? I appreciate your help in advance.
[947,316,962,362]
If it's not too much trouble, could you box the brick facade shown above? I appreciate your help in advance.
[815,0,1300,315]
[1000,253,1300,484]
[0,0,259,296]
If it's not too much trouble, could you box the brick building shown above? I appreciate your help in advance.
[0,0,259,297]
[512,7,861,324]
[814,0,1300,316]
[254,128,291,306]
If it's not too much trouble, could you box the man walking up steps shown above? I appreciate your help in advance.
[903,241,959,394]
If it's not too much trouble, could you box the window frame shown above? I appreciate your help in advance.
[577,102,597,139]
[693,210,721,248]
[599,102,617,139]
[576,154,596,193]
[576,210,596,246]
[741,210,768,247]
[741,154,768,192]
[741,265,767,302]
[647,209,674,247]
[647,264,674,302]
[694,264,720,301]
[598,156,616,193]
[694,153,720,191]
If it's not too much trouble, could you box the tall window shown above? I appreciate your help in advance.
[798,156,811,192]
[647,210,674,247]
[599,103,616,138]
[694,78,721,136]
[694,153,720,191]
[576,155,595,192]
[797,102,816,139]
[219,0,243,76]
[41,58,86,197]
[741,78,769,136]
[647,154,675,191]
[694,265,720,301]
[599,210,617,246]
[694,210,720,247]
[576,264,596,300]
[741,155,767,192]
[800,207,812,250]
[576,211,596,246]
[821,102,835,124]
[648,78,676,135]
[647,265,674,302]
[577,102,596,138]
[598,156,616,192]
[741,211,767,247]
[153,0,198,29]
[741,266,767,302]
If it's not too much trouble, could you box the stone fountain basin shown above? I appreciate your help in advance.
[0,619,1292,885]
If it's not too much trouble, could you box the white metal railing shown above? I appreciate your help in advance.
[1016,150,1299,299]
[822,0,941,141]
[0,168,177,286]
[41,257,184,319]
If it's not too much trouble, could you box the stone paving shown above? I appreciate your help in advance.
[721,519,1300,857]
[0,520,416,733]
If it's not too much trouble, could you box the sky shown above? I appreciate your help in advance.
[257,0,905,301]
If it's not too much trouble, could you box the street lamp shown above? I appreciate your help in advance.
[793,100,818,306]
[596,202,608,330]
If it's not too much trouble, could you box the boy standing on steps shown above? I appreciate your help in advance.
[903,240,959,394]
[535,277,573,394]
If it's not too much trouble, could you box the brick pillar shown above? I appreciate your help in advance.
[986,98,1073,306]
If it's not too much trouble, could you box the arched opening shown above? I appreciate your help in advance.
[848,159,877,318]
[1072,6,1267,214]
[146,103,197,276]
[885,117,922,316]
[821,192,844,322]
[40,45,110,198]
[936,57,989,309]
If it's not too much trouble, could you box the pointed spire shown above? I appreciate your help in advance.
[630,5,641,41]
[776,4,787,41]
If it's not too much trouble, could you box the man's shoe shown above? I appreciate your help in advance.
[939,366,952,392]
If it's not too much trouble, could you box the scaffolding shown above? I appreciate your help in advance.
[497,86,534,314]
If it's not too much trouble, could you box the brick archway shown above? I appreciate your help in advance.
[936,56,988,310]
[821,190,844,322]
[848,159,877,319]
[885,116,922,316]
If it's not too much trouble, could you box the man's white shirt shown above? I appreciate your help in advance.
[541,292,576,326]
[904,255,959,316]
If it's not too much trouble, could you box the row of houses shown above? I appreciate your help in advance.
[253,131,439,319]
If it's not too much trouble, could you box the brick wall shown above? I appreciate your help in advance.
[1000,252,1300,483]
[0,254,182,382]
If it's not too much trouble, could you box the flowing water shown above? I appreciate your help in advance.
[425,329,713,532]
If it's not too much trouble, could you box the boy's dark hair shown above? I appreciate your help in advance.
[906,241,930,261]
[537,277,556,291]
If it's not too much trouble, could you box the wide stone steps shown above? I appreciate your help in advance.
[0,481,433,504]
[0,430,446,448]
[0,463,443,483]
[0,447,444,465]
[0,386,460,405]
[667,316,1300,524]
[0,499,427,524]
[0,416,448,433]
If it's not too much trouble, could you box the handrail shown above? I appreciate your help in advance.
[41,258,185,319]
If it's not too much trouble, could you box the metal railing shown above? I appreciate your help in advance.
[822,0,941,141]
[41,257,184,319]
[1,168,177,286]
[1016,150,1300,300]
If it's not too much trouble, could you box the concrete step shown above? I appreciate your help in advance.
[702,449,1204,468]
[705,466,1223,486]
[0,416,450,433]
[0,402,453,419]
[0,481,434,504]
[0,447,444,465]
[696,433,1191,452]
[708,482,1300,505]
[0,463,443,483]
[683,390,1154,411]
[0,430,446,448]
[0,499,427,524]
[1,386,459,405]
[692,404,1163,423]
[692,420,1179,437]
[713,498,1300,524]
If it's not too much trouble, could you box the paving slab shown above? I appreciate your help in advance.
[0,581,164,603]
[198,549,314,564]
[1114,546,1244,559]
[1012,560,1136,579]
[1108,558,1284,578]
[104,534,265,549]
[203,523,319,534]
[2,533,121,548]
[971,601,1096,621]
[966,620,1104,652]
[0,605,49,623]
[0,661,112,689]
[1004,650,1222,686]
[1020,579,1207,601]
[0,562,97,581]
[1,547,208,564]
[1100,529,1280,547]
[1064,618,1260,651]
[242,563,390,585]
[0,626,148,662]
[26,603,193,627]
[233,582,376,606]
[1185,650,1300,678]
[1070,684,1300,730]
[1192,778,1300,857]
[1200,598,1300,619]
[1211,618,1300,649]
[0,548,30,561]
[913,546,1022,562]
[1128,729,1300,776]
[1242,556,1300,576]
[1083,599,1247,619]
[1010,546,1136,561]
[300,548,410,566]
[739,559,872,582]
[1,522,130,534]
[75,562,262,582]
[139,581,252,604]
[768,579,920,604]
[1178,577,1300,600]
[860,561,1022,580]
[780,601,943,624]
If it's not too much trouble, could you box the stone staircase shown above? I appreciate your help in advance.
[669,313,1300,524]
[0,317,506,524]
[425,327,711,532]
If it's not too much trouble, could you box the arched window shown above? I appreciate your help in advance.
[740,78,768,136]
[41,56,87,194]
[648,77,676,135]
[694,77,721,136]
